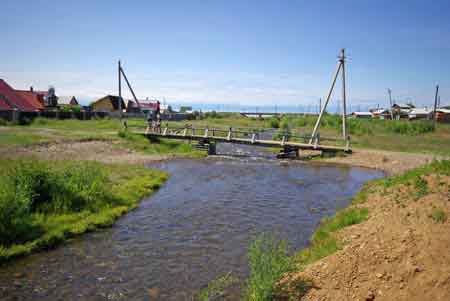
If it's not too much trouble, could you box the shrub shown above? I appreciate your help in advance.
[0,118,9,126]
[0,167,42,246]
[268,117,279,129]
[244,233,294,301]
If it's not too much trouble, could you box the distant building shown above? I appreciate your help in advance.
[58,96,79,106]
[126,99,158,114]
[14,87,46,111]
[371,108,391,119]
[351,111,373,118]
[0,79,40,112]
[91,95,126,112]
[408,108,432,120]
[392,103,414,119]
[436,109,450,123]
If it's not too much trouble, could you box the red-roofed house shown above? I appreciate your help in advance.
[0,79,39,112]
[15,88,45,111]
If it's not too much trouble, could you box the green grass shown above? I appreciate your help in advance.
[430,208,447,223]
[243,233,296,301]
[117,129,204,157]
[0,158,167,263]
[0,118,204,157]
[295,208,369,266]
[198,272,238,301]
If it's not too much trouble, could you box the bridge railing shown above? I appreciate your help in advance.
[148,124,348,148]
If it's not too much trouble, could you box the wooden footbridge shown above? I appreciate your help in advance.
[137,49,351,157]
[139,125,351,157]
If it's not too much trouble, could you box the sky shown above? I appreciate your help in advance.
[1,0,450,109]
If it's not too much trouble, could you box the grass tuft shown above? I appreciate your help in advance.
[198,272,238,301]
[430,208,447,223]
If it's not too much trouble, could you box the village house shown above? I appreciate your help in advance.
[90,95,126,113]
[351,111,373,119]
[436,108,450,123]
[0,79,41,112]
[126,99,158,114]
[371,108,392,119]
[408,108,433,120]
[392,103,415,119]
[57,96,79,106]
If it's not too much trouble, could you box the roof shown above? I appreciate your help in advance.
[58,96,78,105]
[91,95,126,110]
[372,108,389,114]
[393,103,415,109]
[352,111,373,116]
[437,109,450,114]
[14,90,45,110]
[0,79,38,111]
[127,99,158,109]
[0,97,13,110]
[409,108,432,115]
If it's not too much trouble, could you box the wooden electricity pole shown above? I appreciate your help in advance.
[118,60,122,119]
[340,49,347,140]
[310,49,348,144]
[388,88,394,119]
[433,84,439,129]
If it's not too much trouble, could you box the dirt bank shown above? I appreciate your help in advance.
[319,149,441,176]
[282,166,450,300]
[0,140,170,164]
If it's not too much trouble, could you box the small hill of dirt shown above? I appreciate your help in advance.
[283,171,450,300]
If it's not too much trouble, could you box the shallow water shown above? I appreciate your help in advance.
[0,147,383,300]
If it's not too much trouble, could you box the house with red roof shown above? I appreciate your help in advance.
[14,87,46,111]
[0,79,40,112]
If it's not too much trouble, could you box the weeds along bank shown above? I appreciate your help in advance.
[0,159,168,263]
[238,160,450,301]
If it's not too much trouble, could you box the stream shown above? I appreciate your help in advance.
[0,143,383,300]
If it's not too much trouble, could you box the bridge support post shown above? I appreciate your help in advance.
[208,142,216,155]
[251,132,256,144]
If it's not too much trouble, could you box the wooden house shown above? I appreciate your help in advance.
[90,95,126,112]
[58,96,79,106]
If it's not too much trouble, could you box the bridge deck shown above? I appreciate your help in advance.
[137,128,351,153]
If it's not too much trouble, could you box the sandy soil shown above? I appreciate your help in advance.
[0,140,170,164]
[318,149,442,176]
[281,173,450,301]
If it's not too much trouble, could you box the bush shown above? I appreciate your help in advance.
[430,208,447,223]
[386,120,434,135]
[0,160,115,246]
[0,118,9,126]
[268,117,279,129]
[0,174,40,246]
[244,233,294,301]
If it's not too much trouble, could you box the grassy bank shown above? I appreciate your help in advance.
[0,158,168,263]
[242,160,450,300]
[0,118,204,158]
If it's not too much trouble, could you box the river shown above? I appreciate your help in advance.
[0,144,383,300]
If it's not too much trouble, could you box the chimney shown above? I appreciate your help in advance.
[30,86,33,92]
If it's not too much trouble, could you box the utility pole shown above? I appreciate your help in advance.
[118,60,122,119]
[433,84,439,129]
[340,49,347,140]
[310,49,346,144]
[388,88,394,119]
[319,98,322,113]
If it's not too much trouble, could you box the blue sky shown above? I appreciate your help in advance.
[2,0,450,108]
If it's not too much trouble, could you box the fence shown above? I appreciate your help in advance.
[0,110,192,123]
